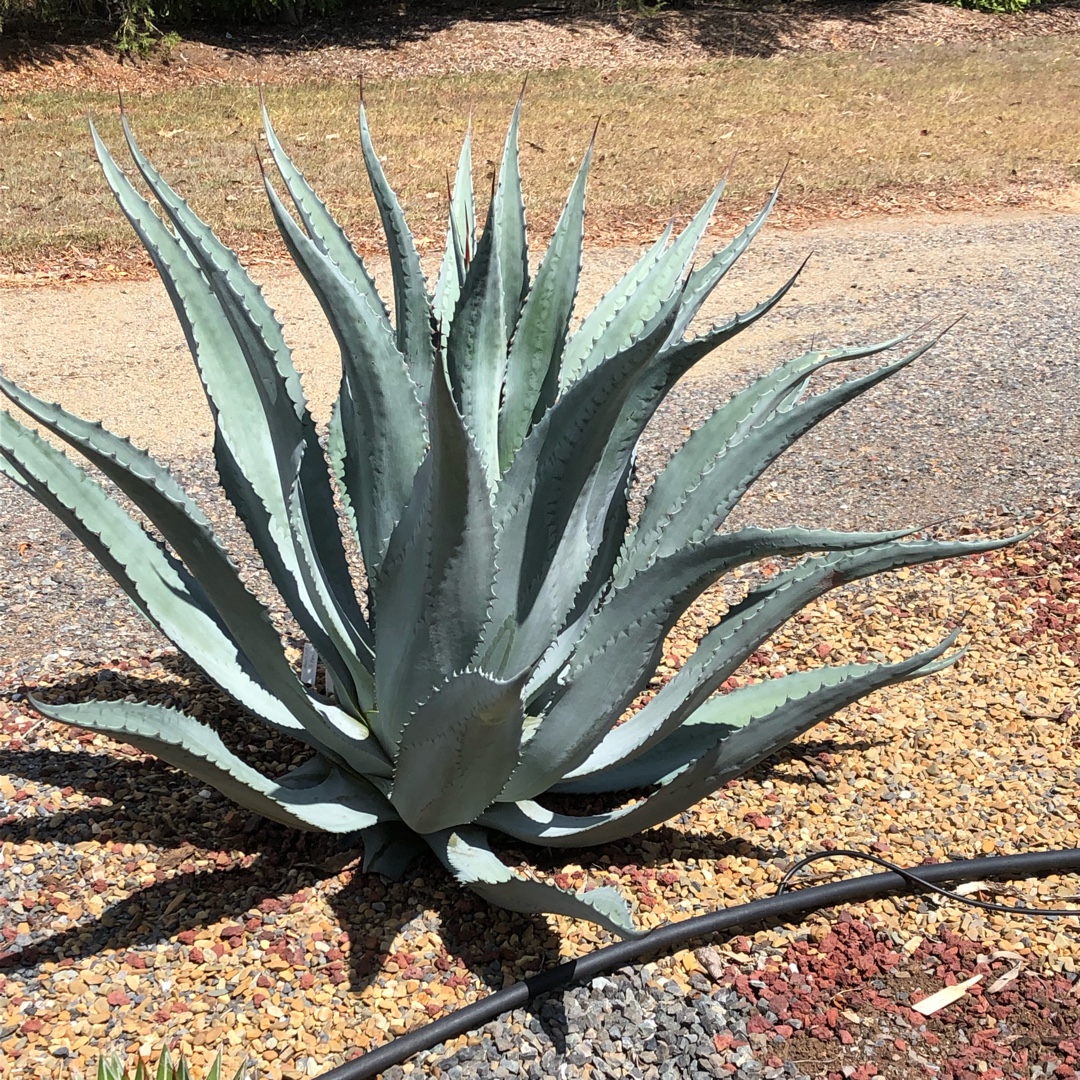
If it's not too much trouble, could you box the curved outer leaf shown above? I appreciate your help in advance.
[514,273,805,712]
[0,375,392,777]
[493,93,530,344]
[498,140,591,472]
[580,266,806,591]
[670,180,782,343]
[622,333,937,582]
[262,105,393,332]
[528,532,1022,801]
[120,117,366,637]
[359,99,436,399]
[373,365,498,739]
[263,174,427,575]
[557,629,963,793]
[0,412,315,741]
[483,636,962,844]
[500,526,914,802]
[446,188,506,480]
[424,827,645,938]
[389,669,528,834]
[29,698,394,833]
[560,179,725,387]
[486,285,686,676]
[556,222,673,396]
[433,125,475,347]
[93,120,371,711]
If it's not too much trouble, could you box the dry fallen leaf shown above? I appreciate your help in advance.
[987,961,1023,994]
[985,951,1026,994]
[912,974,983,1016]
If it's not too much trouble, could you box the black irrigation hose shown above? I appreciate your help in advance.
[316,848,1080,1080]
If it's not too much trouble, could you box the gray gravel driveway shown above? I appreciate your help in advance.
[1,209,1077,669]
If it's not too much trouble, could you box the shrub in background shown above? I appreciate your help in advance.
[0,0,1045,56]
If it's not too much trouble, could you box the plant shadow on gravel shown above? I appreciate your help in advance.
[0,724,588,1043]
[2,0,1059,74]
[0,656,780,1043]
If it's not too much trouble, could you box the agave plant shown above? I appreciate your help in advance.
[97,1047,249,1080]
[0,98,1014,938]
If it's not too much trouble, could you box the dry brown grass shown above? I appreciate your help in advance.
[0,33,1077,268]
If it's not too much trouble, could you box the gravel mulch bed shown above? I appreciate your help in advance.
[1,210,1079,1079]
[1,506,1078,1080]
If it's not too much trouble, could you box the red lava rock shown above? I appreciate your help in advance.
[20,1018,43,1034]
[299,973,315,989]
[219,925,245,940]
[774,1024,794,1039]
[188,947,205,964]
[256,974,273,988]
[106,990,129,1006]
[425,1003,441,1018]
[839,1028,855,1045]
[713,1033,734,1052]
[124,952,147,969]
[176,930,196,945]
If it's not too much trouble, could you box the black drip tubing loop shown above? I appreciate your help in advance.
[315,848,1080,1080]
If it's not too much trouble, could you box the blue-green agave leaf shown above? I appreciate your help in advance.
[433,124,475,346]
[544,532,1022,799]
[425,827,645,938]
[498,137,592,472]
[557,629,962,793]
[263,172,427,575]
[0,373,389,773]
[492,92,529,344]
[120,116,360,611]
[374,364,498,731]
[0,410,329,742]
[486,634,961,840]
[262,104,392,331]
[29,698,393,833]
[389,669,528,834]
[487,284,686,675]
[582,266,807,596]
[501,525,915,802]
[560,179,725,387]
[556,221,673,396]
[446,186,506,481]
[283,472,387,735]
[670,179,782,342]
[621,332,928,583]
[94,120,369,697]
[359,98,436,399]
